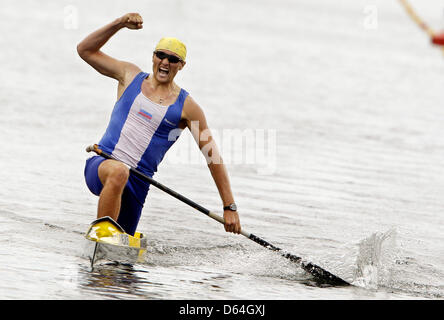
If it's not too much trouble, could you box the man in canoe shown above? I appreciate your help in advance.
[77,13,241,236]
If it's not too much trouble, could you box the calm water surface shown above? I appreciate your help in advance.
[0,0,443,300]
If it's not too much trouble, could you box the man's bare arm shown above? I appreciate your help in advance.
[76,13,142,85]
[182,96,241,234]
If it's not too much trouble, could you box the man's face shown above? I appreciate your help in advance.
[152,49,185,83]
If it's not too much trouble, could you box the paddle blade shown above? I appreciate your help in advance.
[248,233,349,286]
[301,261,349,286]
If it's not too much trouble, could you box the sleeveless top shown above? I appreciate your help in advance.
[98,72,188,178]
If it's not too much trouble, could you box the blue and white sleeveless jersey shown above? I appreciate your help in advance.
[98,72,188,178]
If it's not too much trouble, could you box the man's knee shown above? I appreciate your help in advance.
[109,166,129,187]
[100,161,130,191]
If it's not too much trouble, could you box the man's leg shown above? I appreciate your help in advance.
[116,186,145,236]
[97,159,129,221]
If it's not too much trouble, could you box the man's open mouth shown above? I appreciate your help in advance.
[159,67,169,75]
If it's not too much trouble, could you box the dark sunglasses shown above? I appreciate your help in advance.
[153,51,182,63]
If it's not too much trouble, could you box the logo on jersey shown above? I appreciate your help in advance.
[138,109,153,120]
[164,118,177,126]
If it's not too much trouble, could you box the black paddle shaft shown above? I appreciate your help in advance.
[86,144,350,286]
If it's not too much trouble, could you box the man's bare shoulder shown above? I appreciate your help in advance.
[116,62,143,100]
[182,95,205,121]
[121,62,143,84]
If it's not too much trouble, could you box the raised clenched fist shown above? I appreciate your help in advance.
[119,13,143,30]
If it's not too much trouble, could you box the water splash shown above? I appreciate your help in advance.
[352,228,397,289]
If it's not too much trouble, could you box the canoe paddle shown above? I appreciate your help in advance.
[86,144,350,286]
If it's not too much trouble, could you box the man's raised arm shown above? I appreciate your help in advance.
[77,13,142,84]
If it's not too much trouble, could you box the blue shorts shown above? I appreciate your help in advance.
[84,156,150,236]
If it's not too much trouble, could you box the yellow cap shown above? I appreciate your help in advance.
[155,37,187,61]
